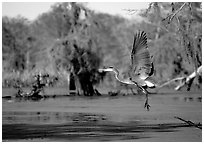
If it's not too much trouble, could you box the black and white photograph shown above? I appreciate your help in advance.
[2,2,202,142]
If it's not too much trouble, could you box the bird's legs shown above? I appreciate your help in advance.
[144,92,150,111]
[141,87,150,111]
[133,82,151,110]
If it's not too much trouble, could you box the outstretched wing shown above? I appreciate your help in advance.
[131,31,152,80]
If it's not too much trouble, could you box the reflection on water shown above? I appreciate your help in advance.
[3,111,107,125]
[3,94,202,103]
[172,96,202,102]
[2,92,202,141]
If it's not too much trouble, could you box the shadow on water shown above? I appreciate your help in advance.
[2,111,192,141]
[3,95,57,103]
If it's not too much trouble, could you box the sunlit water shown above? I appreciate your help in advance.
[2,91,202,141]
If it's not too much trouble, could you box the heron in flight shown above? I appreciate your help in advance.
[99,31,155,110]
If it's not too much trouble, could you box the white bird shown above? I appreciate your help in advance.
[99,31,155,110]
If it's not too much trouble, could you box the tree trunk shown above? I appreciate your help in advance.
[78,70,94,96]
[74,75,83,95]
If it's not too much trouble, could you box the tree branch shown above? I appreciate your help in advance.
[122,9,138,15]
[174,65,202,91]
[157,77,185,88]
[175,116,202,130]
[163,2,187,23]
[158,65,202,90]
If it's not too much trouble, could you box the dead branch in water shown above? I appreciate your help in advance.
[174,116,202,130]
[158,77,185,88]
[158,65,202,91]
[174,65,202,91]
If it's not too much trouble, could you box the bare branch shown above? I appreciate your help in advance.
[163,2,187,23]
[123,2,154,16]
[158,77,185,88]
[174,65,202,91]
[122,9,138,15]
[158,65,202,90]
[175,116,202,130]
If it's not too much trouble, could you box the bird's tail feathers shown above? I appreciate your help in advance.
[144,77,158,88]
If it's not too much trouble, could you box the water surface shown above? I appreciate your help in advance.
[2,90,202,141]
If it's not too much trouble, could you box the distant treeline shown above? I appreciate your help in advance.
[2,2,202,90]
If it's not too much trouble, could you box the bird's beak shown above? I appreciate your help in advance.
[98,68,112,72]
[98,68,106,72]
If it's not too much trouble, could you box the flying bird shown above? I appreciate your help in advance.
[99,31,155,110]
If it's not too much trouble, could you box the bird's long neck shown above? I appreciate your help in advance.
[112,69,132,84]
[112,69,120,80]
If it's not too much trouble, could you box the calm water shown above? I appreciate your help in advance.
[2,91,202,141]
